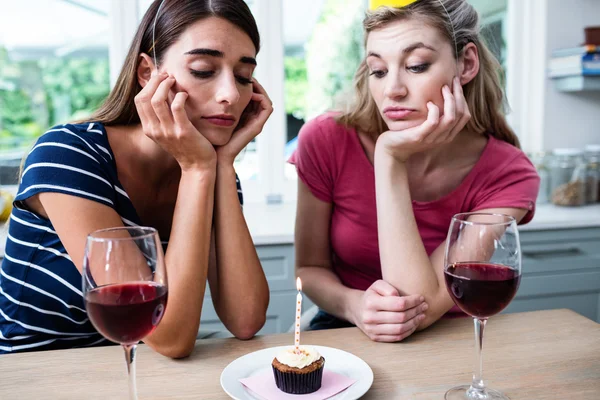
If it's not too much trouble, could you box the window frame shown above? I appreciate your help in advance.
[505,0,547,153]
[109,0,139,87]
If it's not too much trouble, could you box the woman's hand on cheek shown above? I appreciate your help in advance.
[376,77,471,162]
[215,79,273,166]
[135,73,217,172]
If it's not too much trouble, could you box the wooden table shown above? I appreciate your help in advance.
[1,309,598,399]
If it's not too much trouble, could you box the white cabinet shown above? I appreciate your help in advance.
[504,227,600,322]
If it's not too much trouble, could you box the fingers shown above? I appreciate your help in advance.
[450,76,471,137]
[251,78,270,100]
[371,318,422,336]
[135,73,170,133]
[372,325,419,342]
[250,78,274,115]
[171,92,192,130]
[422,101,441,134]
[365,316,422,342]
[438,84,456,141]
[368,293,425,313]
[251,92,274,118]
[151,76,176,130]
[358,286,428,343]
[369,279,400,297]
[452,77,466,119]
[233,92,273,139]
[141,71,169,97]
[370,303,428,324]
[418,77,469,144]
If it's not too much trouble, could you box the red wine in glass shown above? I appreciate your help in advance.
[444,262,520,318]
[83,226,167,400]
[444,213,521,400]
[85,282,168,345]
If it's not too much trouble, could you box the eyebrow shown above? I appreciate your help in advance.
[184,48,257,65]
[367,42,437,59]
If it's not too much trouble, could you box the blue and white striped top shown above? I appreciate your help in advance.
[0,122,243,354]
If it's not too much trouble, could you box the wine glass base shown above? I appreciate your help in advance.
[445,385,510,400]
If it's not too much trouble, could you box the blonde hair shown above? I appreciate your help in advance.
[337,0,520,148]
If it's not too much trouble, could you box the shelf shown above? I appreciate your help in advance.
[552,75,600,92]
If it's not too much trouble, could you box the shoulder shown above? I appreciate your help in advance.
[28,122,112,165]
[468,135,540,222]
[299,113,353,140]
[296,112,355,153]
[479,135,537,178]
[36,122,106,145]
[16,122,118,206]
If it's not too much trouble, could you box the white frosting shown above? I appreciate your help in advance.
[275,346,321,369]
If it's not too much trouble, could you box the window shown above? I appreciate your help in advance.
[0,0,110,186]
[282,0,365,184]
[469,0,508,83]
[247,0,367,203]
[1,0,526,198]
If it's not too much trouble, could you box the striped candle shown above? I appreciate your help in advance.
[295,277,302,352]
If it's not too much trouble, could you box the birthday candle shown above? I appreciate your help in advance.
[295,277,302,352]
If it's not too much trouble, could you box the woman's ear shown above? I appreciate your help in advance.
[458,42,480,85]
[137,53,156,88]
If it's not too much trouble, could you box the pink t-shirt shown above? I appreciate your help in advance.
[289,113,540,294]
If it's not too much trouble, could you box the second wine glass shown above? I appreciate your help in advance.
[83,227,168,400]
[444,213,521,400]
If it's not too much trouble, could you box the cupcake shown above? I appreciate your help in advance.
[272,346,325,394]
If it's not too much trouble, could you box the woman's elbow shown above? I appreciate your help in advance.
[149,340,195,359]
[416,318,435,332]
[146,331,197,359]
[416,309,446,331]
[231,313,266,340]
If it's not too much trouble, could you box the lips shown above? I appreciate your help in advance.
[383,107,415,120]
[202,114,236,127]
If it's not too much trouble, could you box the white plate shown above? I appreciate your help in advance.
[220,345,374,400]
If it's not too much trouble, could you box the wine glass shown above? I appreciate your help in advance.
[83,227,168,400]
[444,213,521,400]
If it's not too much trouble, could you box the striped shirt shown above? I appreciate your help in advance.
[0,122,243,354]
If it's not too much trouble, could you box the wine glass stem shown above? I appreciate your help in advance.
[123,344,138,400]
[470,318,488,396]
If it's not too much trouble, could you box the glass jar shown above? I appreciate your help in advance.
[528,152,550,204]
[584,144,600,204]
[549,148,587,206]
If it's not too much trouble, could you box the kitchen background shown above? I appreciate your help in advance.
[0,0,599,335]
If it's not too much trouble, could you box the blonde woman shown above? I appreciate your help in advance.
[290,0,539,342]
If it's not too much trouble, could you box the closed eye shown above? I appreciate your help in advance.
[190,69,214,79]
[190,69,252,85]
[236,76,253,85]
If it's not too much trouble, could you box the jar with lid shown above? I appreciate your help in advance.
[528,152,550,204]
[584,144,600,204]
[549,148,587,206]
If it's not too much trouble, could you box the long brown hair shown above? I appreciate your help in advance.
[337,0,520,148]
[88,0,259,127]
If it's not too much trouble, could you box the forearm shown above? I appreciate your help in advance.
[145,169,215,358]
[296,266,362,325]
[374,148,444,305]
[212,164,269,338]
